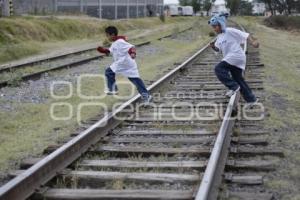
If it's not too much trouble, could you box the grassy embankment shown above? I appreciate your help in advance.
[0,16,199,64]
[235,16,300,199]
[0,16,213,173]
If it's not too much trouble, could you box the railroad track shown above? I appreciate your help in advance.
[0,24,283,200]
[0,27,192,88]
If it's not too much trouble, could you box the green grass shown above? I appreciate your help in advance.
[0,17,212,172]
[235,16,300,199]
[0,16,197,64]
[0,42,41,63]
[0,18,198,83]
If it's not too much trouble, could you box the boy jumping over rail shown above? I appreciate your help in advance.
[97,26,152,104]
[208,15,259,106]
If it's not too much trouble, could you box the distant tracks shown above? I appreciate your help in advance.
[0,27,192,88]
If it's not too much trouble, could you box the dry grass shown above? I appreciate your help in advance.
[0,16,196,64]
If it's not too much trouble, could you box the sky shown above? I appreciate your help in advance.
[164,0,226,5]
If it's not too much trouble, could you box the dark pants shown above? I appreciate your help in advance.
[214,61,256,103]
[105,67,150,99]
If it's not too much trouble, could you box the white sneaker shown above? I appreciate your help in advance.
[143,95,153,105]
[246,98,259,108]
[104,90,119,95]
[225,86,240,98]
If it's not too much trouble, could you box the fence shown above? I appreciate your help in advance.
[0,0,164,19]
[56,0,164,19]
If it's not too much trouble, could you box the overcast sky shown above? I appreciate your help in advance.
[164,0,226,5]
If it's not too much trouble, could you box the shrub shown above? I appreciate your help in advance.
[264,16,300,30]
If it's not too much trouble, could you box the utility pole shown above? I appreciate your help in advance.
[80,0,83,13]
[54,0,58,13]
[126,0,129,19]
[136,0,138,18]
[0,0,3,16]
[144,0,147,17]
[8,0,12,16]
[98,0,102,19]
[115,0,117,19]
[2,0,13,17]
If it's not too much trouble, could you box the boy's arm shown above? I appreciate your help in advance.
[97,47,110,56]
[247,35,259,48]
[210,41,219,52]
[128,47,136,59]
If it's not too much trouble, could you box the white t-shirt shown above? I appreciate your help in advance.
[215,27,249,70]
[109,39,140,78]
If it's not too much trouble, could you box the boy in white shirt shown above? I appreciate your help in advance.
[97,26,152,103]
[208,15,259,105]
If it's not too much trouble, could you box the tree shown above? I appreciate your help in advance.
[274,0,287,14]
[225,0,254,15]
[179,0,190,6]
[203,0,216,16]
[295,0,300,13]
[225,0,241,15]
[285,0,299,14]
[258,0,300,15]
[191,0,201,13]
[239,0,253,15]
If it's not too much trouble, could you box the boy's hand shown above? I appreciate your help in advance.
[252,41,260,48]
[128,47,136,59]
[97,47,110,56]
[248,35,259,48]
[210,42,219,52]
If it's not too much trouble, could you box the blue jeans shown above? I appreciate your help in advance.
[105,67,150,99]
[214,61,256,103]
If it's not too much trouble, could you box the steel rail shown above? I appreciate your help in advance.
[0,38,213,200]
[195,23,248,200]
[0,27,193,89]
[0,27,192,74]
[0,41,151,89]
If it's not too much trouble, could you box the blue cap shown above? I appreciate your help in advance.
[208,15,227,33]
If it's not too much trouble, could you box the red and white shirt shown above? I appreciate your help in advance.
[97,36,139,78]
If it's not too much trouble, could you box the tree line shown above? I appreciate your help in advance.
[260,0,300,15]
[179,0,300,16]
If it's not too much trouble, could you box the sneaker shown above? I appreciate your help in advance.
[104,90,118,95]
[246,98,259,108]
[143,95,153,105]
[225,86,240,98]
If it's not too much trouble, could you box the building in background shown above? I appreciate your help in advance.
[56,0,163,19]
[164,4,194,16]
[252,1,266,15]
[1,0,164,19]
[209,2,229,16]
